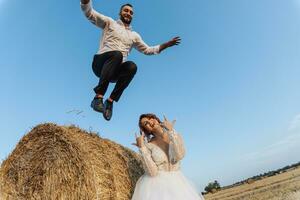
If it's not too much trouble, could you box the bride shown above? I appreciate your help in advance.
[132,113,204,200]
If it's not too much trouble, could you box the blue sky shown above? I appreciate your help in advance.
[1,0,300,192]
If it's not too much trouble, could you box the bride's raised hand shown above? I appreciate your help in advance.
[132,131,145,148]
[161,115,176,131]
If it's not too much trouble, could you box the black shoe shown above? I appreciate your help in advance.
[103,99,113,121]
[90,97,104,113]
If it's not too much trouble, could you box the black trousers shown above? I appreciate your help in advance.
[92,51,137,102]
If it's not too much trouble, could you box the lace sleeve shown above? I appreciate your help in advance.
[139,145,158,177]
[167,129,186,164]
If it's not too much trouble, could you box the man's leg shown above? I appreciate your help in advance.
[93,51,123,96]
[91,51,123,113]
[102,60,137,120]
[110,61,137,102]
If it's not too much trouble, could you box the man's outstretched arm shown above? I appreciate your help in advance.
[159,36,181,53]
[80,0,112,29]
[133,35,181,55]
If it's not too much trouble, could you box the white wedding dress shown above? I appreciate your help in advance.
[132,129,204,200]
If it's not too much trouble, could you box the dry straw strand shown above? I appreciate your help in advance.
[0,123,144,200]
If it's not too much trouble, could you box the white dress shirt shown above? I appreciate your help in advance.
[81,2,160,62]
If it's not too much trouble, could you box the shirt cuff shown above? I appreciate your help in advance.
[153,45,161,54]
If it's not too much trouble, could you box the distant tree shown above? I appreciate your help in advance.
[205,180,221,193]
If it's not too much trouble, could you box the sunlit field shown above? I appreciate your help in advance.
[204,167,300,200]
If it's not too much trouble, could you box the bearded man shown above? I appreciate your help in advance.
[80,0,180,121]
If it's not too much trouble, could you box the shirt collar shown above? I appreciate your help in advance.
[117,19,132,30]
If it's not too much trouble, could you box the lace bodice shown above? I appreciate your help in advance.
[139,129,185,177]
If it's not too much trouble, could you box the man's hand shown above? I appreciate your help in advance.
[166,36,181,47]
[159,36,181,53]
[81,0,90,4]
[132,131,145,148]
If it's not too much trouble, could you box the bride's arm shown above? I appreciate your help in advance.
[167,129,186,164]
[139,145,158,177]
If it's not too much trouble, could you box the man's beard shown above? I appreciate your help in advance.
[120,15,132,25]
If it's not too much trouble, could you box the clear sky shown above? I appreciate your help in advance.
[1,0,300,192]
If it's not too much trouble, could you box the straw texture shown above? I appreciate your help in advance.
[0,123,144,200]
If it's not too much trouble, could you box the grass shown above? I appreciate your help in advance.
[204,167,300,200]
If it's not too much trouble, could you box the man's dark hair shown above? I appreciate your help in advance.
[120,3,133,12]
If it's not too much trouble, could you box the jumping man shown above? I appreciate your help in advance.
[80,0,181,121]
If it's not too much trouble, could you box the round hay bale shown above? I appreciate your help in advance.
[0,123,144,200]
